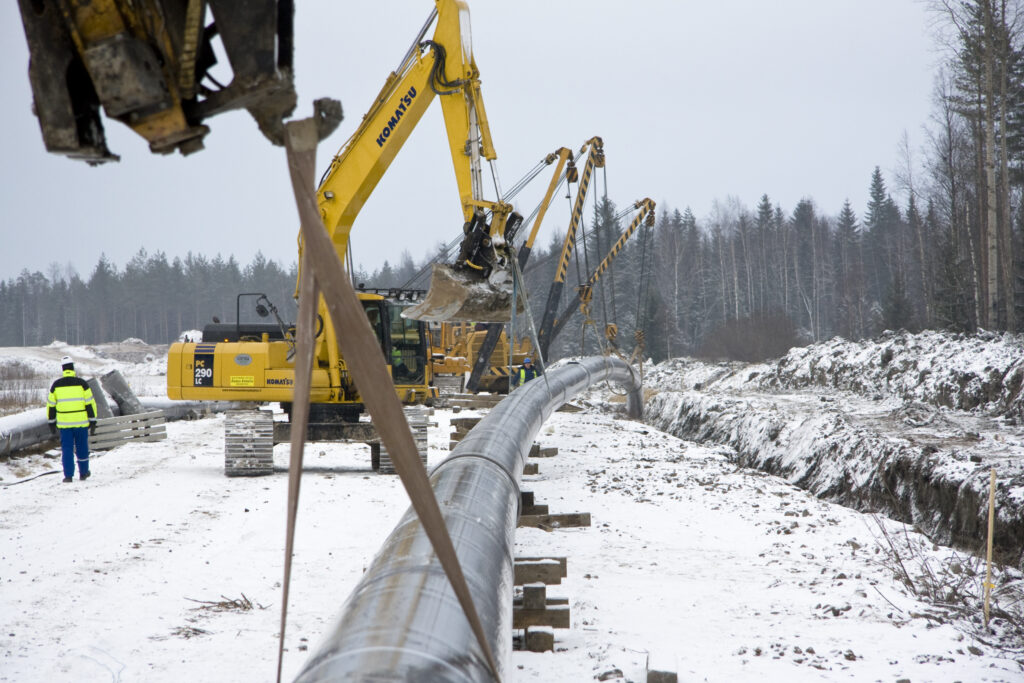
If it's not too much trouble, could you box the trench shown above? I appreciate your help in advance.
[643,388,1024,568]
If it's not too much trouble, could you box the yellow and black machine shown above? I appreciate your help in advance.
[20,0,527,473]
[15,0,309,163]
[163,0,521,473]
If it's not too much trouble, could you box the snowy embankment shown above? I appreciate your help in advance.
[643,331,1024,567]
[762,330,1024,418]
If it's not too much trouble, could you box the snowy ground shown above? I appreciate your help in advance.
[2,342,1023,682]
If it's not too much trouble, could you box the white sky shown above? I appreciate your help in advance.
[0,1,937,283]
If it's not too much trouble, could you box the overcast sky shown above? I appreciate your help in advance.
[0,1,938,283]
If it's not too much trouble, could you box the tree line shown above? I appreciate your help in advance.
[2,0,1021,361]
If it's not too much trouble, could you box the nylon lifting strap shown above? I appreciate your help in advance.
[279,118,501,683]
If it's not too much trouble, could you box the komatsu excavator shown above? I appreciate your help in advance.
[166,0,518,473]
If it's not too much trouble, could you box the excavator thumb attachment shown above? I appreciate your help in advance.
[402,263,523,323]
[404,210,525,323]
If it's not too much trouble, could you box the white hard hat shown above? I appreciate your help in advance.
[61,355,73,365]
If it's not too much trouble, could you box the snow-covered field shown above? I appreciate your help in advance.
[2,339,1023,682]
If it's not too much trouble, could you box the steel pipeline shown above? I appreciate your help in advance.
[294,356,641,682]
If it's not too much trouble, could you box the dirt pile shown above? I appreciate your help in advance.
[761,330,1024,418]
[643,330,1024,566]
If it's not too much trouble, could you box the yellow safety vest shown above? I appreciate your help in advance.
[47,369,97,429]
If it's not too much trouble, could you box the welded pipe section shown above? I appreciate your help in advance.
[295,356,641,683]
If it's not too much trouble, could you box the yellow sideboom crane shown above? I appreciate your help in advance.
[166,0,517,473]
[536,198,657,362]
[463,143,576,393]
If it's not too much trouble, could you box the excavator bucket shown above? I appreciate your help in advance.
[402,264,523,323]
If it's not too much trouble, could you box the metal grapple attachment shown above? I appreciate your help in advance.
[403,211,524,323]
[402,263,524,323]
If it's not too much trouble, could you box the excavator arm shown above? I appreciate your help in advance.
[313,1,500,255]
[308,0,518,326]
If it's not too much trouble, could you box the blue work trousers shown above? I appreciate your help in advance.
[59,427,90,478]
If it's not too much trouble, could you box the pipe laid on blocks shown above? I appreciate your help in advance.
[295,356,641,683]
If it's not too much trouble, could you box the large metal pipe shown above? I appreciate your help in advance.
[295,356,641,682]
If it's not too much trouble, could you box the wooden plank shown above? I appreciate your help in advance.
[516,556,568,576]
[522,463,539,475]
[518,513,591,529]
[95,411,165,427]
[93,427,166,443]
[512,596,568,607]
[512,605,570,629]
[513,560,564,585]
[93,424,165,437]
[91,412,168,451]
[91,433,167,450]
[522,504,549,515]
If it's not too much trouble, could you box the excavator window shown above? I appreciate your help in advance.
[362,301,388,360]
[388,303,426,384]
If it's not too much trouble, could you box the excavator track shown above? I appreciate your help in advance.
[372,406,430,474]
[224,409,275,477]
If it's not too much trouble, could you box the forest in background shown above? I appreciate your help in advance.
[1,0,1022,362]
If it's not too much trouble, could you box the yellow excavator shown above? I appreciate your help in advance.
[165,0,519,472]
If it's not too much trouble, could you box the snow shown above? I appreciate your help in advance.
[2,339,1023,682]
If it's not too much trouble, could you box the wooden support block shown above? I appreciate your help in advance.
[449,441,460,450]
[556,402,583,413]
[523,628,554,653]
[646,651,679,683]
[514,559,564,585]
[513,605,570,629]
[516,556,568,577]
[528,443,540,457]
[518,513,591,530]
[513,596,568,607]
[520,492,549,514]
[535,447,558,458]
[522,583,546,610]
[522,462,539,475]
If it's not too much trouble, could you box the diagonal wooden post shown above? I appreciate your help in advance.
[276,244,320,683]
[279,117,501,681]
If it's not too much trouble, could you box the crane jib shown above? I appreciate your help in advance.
[375,87,419,147]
